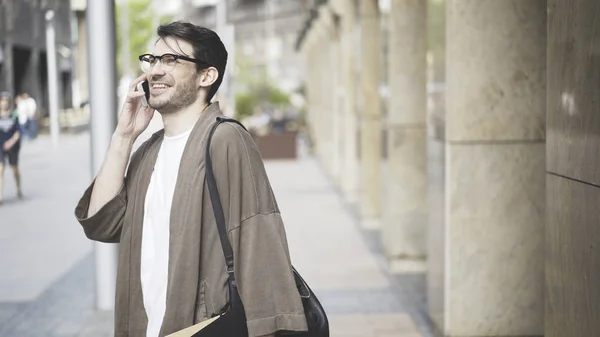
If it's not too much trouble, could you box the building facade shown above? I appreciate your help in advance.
[185,0,306,95]
[297,0,600,336]
[0,0,74,115]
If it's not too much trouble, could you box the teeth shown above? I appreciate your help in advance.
[152,84,168,89]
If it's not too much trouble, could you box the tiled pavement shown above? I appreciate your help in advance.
[0,132,95,337]
[0,132,439,337]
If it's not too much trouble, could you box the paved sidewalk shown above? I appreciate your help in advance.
[0,133,95,337]
[266,159,436,337]
[0,132,437,337]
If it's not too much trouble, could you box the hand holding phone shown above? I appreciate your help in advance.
[115,75,154,140]
[136,80,150,107]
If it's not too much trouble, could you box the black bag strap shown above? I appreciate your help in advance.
[205,116,248,290]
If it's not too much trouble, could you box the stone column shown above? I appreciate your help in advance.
[317,7,337,178]
[382,0,428,265]
[331,37,343,185]
[338,0,359,203]
[313,20,328,165]
[75,11,90,104]
[326,7,343,185]
[359,0,382,228]
[302,28,318,157]
[309,20,329,166]
[432,0,546,335]
[426,0,447,328]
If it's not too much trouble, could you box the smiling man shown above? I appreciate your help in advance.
[74,21,307,337]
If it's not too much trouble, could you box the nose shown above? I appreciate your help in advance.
[149,59,166,78]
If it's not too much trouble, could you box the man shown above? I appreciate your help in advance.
[15,94,28,139]
[0,92,22,204]
[74,21,307,337]
[18,92,37,139]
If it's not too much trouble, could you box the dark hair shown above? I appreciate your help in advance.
[157,21,228,103]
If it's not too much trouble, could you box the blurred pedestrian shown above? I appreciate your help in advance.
[17,92,38,139]
[15,94,29,139]
[0,92,22,204]
[74,21,307,337]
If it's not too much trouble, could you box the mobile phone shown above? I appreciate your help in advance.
[136,80,150,106]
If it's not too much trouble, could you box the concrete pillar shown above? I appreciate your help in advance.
[426,0,447,329]
[331,31,343,185]
[382,0,428,266]
[75,11,89,104]
[316,8,336,176]
[321,7,342,182]
[338,0,359,203]
[303,24,320,159]
[429,1,546,335]
[323,7,343,184]
[359,0,382,228]
[88,0,120,310]
[301,38,312,146]
[303,6,343,182]
[312,22,326,163]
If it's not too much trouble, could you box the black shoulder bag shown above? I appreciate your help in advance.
[195,117,329,337]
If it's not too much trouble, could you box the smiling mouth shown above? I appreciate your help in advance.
[151,83,170,89]
[150,83,171,96]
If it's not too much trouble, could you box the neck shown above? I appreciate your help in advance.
[161,99,209,137]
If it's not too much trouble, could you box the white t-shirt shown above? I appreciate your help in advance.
[141,128,192,337]
[16,98,37,124]
[25,98,37,119]
[16,102,29,125]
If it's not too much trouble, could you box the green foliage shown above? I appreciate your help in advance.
[232,42,292,119]
[235,82,292,120]
[253,81,289,104]
[235,93,256,120]
[266,86,290,106]
[116,0,175,77]
[159,14,175,25]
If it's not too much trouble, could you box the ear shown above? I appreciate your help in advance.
[197,67,219,88]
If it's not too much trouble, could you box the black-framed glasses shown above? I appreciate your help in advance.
[138,53,212,73]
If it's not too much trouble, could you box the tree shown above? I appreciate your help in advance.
[115,0,174,78]
[235,92,256,120]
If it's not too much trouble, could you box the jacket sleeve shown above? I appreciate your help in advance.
[230,213,308,337]
[210,123,308,337]
[74,139,148,243]
[74,180,127,243]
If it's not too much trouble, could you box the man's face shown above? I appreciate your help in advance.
[147,37,201,114]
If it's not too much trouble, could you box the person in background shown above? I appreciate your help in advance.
[18,92,38,140]
[15,94,29,140]
[0,92,23,204]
